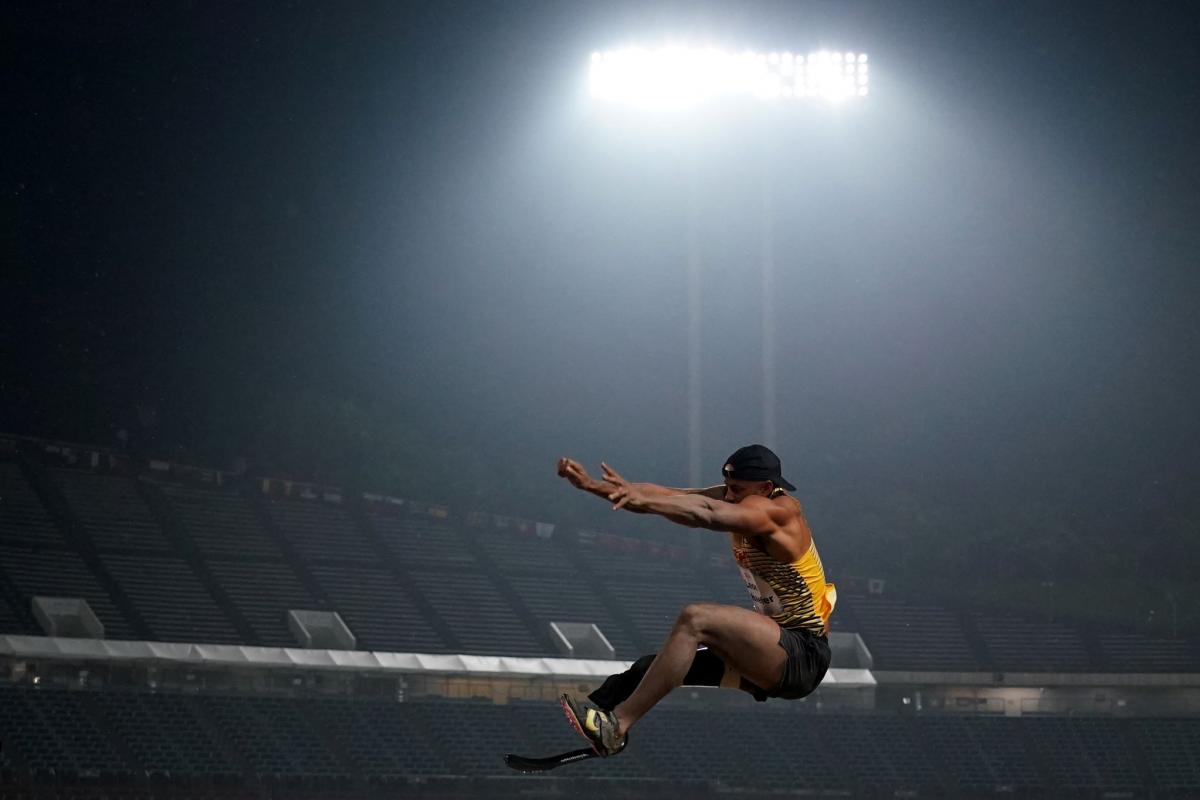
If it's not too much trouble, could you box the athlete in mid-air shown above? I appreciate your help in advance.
[554,444,837,758]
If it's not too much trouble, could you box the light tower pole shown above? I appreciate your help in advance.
[761,150,777,447]
[589,45,869,480]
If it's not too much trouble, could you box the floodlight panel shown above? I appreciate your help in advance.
[589,46,869,108]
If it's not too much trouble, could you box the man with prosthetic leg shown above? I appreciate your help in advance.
[554,445,837,759]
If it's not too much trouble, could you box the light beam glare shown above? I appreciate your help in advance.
[589,45,870,109]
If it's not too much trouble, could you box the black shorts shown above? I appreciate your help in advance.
[768,626,830,700]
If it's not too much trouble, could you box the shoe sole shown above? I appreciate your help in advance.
[559,695,605,757]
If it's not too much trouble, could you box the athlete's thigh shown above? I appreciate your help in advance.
[690,603,786,693]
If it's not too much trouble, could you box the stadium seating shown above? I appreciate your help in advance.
[0,462,67,547]
[370,511,475,569]
[467,520,574,573]
[914,715,1041,790]
[507,572,639,656]
[307,564,445,652]
[815,712,940,788]
[841,594,980,671]
[265,498,377,564]
[1,455,1197,679]
[160,483,281,559]
[99,553,238,643]
[4,448,1199,800]
[0,592,23,637]
[1024,717,1142,790]
[973,613,1091,672]
[89,691,239,777]
[4,683,1198,798]
[0,687,127,776]
[202,694,349,779]
[1097,632,1200,673]
[309,695,450,779]
[1136,718,1200,790]
[405,569,542,656]
[52,470,169,553]
[205,560,322,648]
[0,544,134,640]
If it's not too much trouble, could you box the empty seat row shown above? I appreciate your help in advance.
[2,471,1197,674]
[4,687,1198,791]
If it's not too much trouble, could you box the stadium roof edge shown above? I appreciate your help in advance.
[5,636,1198,688]
[0,635,880,686]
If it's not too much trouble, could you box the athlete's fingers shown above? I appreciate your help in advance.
[600,463,627,485]
[612,493,630,511]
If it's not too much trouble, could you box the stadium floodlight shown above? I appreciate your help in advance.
[589,45,869,109]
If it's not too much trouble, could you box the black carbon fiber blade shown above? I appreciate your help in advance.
[503,747,598,773]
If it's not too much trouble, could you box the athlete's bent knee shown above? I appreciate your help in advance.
[674,603,714,637]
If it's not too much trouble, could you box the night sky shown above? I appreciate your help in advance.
[6,2,1200,601]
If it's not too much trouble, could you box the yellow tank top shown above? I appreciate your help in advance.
[730,498,836,635]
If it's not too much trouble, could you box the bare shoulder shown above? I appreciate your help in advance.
[739,493,784,515]
[767,493,812,558]
[737,493,799,523]
[765,492,804,521]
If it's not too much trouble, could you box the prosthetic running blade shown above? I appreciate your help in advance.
[503,747,598,773]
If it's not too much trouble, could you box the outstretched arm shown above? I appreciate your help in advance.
[607,486,778,538]
[557,458,722,503]
[599,463,723,500]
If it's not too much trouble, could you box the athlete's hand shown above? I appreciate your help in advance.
[608,482,648,512]
[557,457,598,492]
[600,462,632,490]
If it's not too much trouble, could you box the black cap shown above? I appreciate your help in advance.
[722,444,796,491]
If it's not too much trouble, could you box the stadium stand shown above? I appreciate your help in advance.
[0,544,134,640]
[4,684,1200,798]
[2,437,1200,800]
[1137,717,1200,791]
[0,592,22,637]
[89,690,240,778]
[309,695,450,780]
[973,613,1092,672]
[914,715,1041,791]
[307,563,445,652]
[206,559,323,648]
[405,569,542,656]
[265,496,377,564]
[0,461,67,548]
[203,694,350,780]
[1098,631,1200,673]
[507,572,639,656]
[5,443,1200,672]
[2,447,1199,675]
[158,482,282,560]
[0,686,127,777]
[840,594,980,671]
[1024,717,1143,790]
[370,510,475,569]
[52,470,169,554]
[99,553,238,643]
